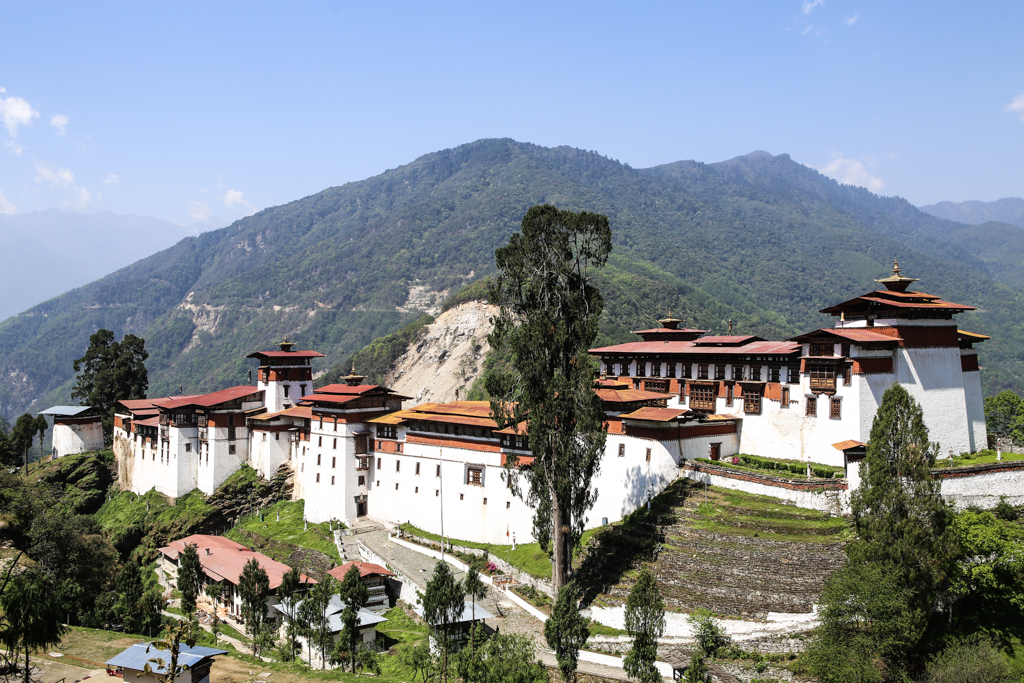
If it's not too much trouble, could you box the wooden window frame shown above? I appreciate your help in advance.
[666,362,677,378]
[467,467,483,485]
[743,385,763,415]
[781,386,790,407]
[732,365,744,381]
[651,362,662,378]
[830,397,842,419]
[689,383,717,412]
[768,366,780,383]
[809,365,837,392]
[636,361,647,377]
[788,366,801,384]
[618,443,625,457]
[806,396,817,417]
[682,363,692,379]
[698,364,709,380]
[749,366,762,381]
[809,342,833,357]
[715,364,726,381]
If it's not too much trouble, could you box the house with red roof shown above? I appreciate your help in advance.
[327,561,395,612]
[158,534,315,620]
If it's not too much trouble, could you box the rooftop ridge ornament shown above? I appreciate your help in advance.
[874,258,920,292]
[342,361,366,386]
[657,310,684,330]
[278,336,296,352]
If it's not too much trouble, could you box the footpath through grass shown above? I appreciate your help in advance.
[399,522,599,579]
[225,499,343,564]
[934,448,1024,468]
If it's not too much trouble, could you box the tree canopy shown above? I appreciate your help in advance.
[71,329,149,442]
[237,558,270,657]
[544,581,589,683]
[176,543,202,616]
[422,561,465,682]
[487,204,612,593]
[624,567,665,683]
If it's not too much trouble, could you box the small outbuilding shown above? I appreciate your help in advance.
[40,406,104,458]
[413,601,494,651]
[274,595,388,668]
[105,642,228,683]
[326,561,396,612]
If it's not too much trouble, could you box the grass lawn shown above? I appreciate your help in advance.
[225,500,342,564]
[934,448,1024,468]
[399,522,600,579]
[690,488,853,544]
[51,606,431,683]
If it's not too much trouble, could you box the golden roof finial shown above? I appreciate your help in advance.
[874,257,919,292]
[892,258,900,276]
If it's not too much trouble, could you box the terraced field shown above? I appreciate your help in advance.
[575,478,851,620]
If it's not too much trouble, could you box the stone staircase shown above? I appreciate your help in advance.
[576,479,848,620]
[333,519,386,562]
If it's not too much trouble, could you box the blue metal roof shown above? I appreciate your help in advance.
[273,596,388,632]
[105,642,228,674]
[40,406,94,417]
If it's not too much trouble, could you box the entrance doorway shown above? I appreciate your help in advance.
[356,500,367,517]
[709,443,721,461]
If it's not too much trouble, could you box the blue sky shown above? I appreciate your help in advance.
[2,1,1022,224]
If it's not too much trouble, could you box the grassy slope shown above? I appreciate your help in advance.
[224,499,342,564]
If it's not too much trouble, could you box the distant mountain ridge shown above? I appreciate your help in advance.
[0,210,221,320]
[2,139,1024,420]
[920,198,1024,229]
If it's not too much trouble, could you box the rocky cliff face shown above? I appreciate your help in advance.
[384,300,497,407]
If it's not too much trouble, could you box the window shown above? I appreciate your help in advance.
[636,361,646,377]
[416,462,421,475]
[376,480,380,487]
[332,457,336,468]
[732,365,744,381]
[698,364,709,380]
[841,343,851,358]
[806,396,817,417]
[604,361,614,375]
[228,445,236,454]
[667,362,676,378]
[460,494,464,501]
[377,424,397,439]
[645,379,668,393]
[317,454,321,466]
[809,365,836,392]
[228,427,236,441]
[436,464,441,477]
[436,490,439,497]
[395,483,399,490]
[621,361,631,377]
[483,498,488,505]
[618,443,626,457]
[507,501,511,509]
[682,363,692,379]
[651,362,661,378]
[397,442,404,453]
[768,366,780,383]
[749,366,762,381]
[396,460,400,472]
[715,364,726,380]
[725,382,734,407]
[319,418,323,430]
[316,473,320,483]
[743,385,763,415]
[415,486,419,493]
[377,457,381,468]
[185,442,191,452]
[275,432,279,441]
[689,384,716,411]
[810,342,833,357]
[843,365,852,386]
[789,366,801,384]
[331,476,335,485]
[467,467,483,485]
[283,385,290,398]
[830,397,842,419]
[646,448,651,462]
[299,384,306,396]
[333,438,337,450]
[318,436,322,447]
[355,434,369,454]
[358,476,365,486]
[781,386,790,407]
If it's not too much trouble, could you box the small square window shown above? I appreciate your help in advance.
[460,493,464,501]
[358,476,365,486]
[415,486,419,493]
[483,498,487,505]
[395,483,399,490]
[228,445,235,455]
[436,490,439,497]
[507,501,511,509]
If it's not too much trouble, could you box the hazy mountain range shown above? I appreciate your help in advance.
[0,210,227,321]
[2,139,1024,420]
[919,198,1024,229]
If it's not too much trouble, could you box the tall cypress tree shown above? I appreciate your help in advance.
[544,581,589,683]
[176,544,202,616]
[422,561,465,682]
[624,567,665,683]
[238,558,270,657]
[487,204,611,593]
[336,564,369,673]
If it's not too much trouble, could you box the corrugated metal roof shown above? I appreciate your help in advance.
[789,328,902,344]
[693,335,761,345]
[105,642,228,673]
[246,350,326,359]
[157,386,261,410]
[273,597,388,632]
[590,340,800,356]
[620,407,690,422]
[832,440,867,451]
[40,406,94,417]
[298,393,359,405]
[314,384,383,395]
[595,388,672,403]
[958,329,990,342]
[158,535,315,589]
[413,602,494,625]
[328,561,395,581]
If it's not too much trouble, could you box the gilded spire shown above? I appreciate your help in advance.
[874,257,919,293]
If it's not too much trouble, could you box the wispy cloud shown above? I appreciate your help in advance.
[70,186,91,211]
[222,189,251,208]
[34,161,75,188]
[102,173,119,184]
[1006,93,1024,123]
[844,13,859,25]
[4,140,23,156]
[0,188,16,214]
[820,153,884,192]
[50,114,69,135]
[190,200,211,221]
[802,0,824,14]
[0,89,39,137]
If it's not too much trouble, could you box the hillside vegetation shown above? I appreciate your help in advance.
[4,139,1024,421]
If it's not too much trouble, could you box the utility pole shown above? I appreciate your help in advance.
[439,448,445,561]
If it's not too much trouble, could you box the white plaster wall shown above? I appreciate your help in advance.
[197,425,249,494]
[52,421,104,457]
[897,345,972,456]
[962,367,987,453]
[680,468,850,514]
[250,429,293,481]
[167,426,199,498]
[939,468,1024,509]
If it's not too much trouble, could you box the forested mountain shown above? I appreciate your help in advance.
[2,139,1023,419]
[920,197,1024,229]
[0,210,212,321]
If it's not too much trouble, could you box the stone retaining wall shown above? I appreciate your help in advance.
[934,460,1024,509]
[680,461,850,514]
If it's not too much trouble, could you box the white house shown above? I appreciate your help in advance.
[40,405,104,458]
[105,642,227,683]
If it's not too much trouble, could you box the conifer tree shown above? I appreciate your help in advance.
[422,561,465,682]
[544,581,589,683]
[624,567,665,683]
[71,329,149,443]
[336,564,369,672]
[114,560,146,633]
[275,567,302,659]
[238,558,270,657]
[176,544,202,616]
[487,204,612,593]
[0,569,66,683]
